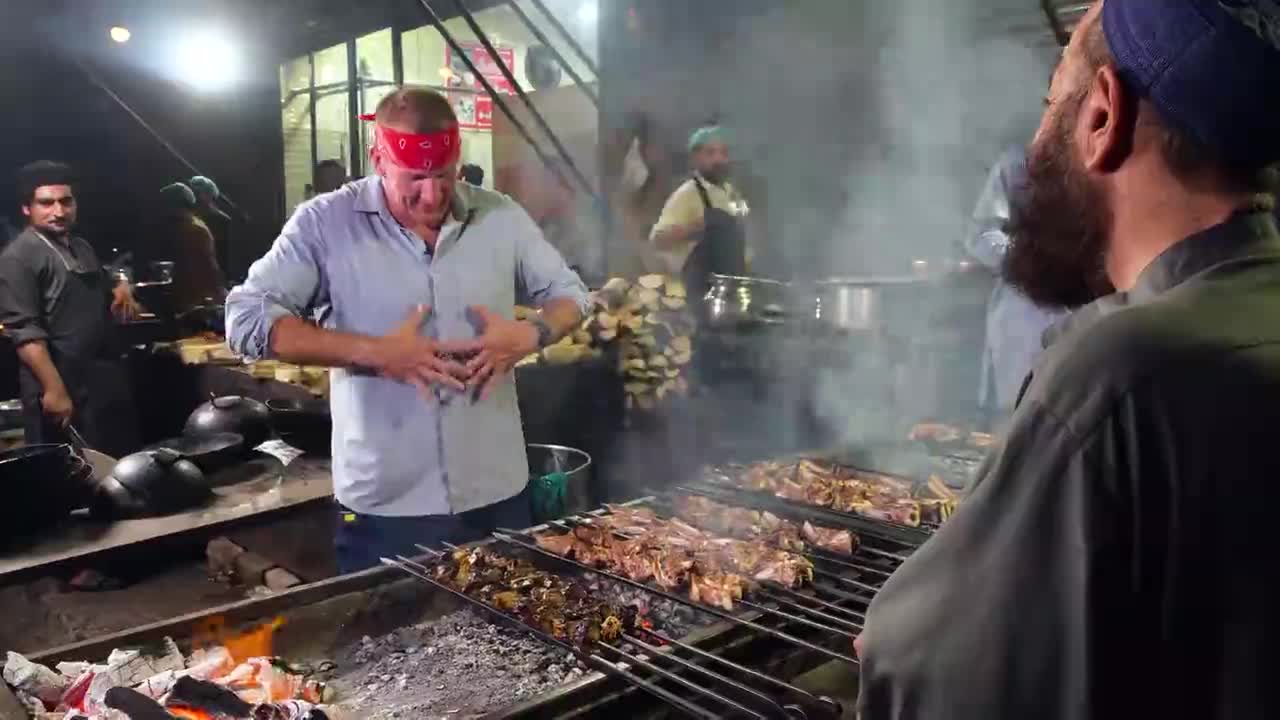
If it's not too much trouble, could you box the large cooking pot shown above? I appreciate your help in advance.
[1,444,95,543]
[92,449,211,519]
[702,274,790,330]
[185,395,272,450]
[267,398,332,457]
[810,276,925,332]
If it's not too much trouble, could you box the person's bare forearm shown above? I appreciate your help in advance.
[538,297,583,343]
[16,341,66,395]
[269,315,383,369]
[652,221,700,251]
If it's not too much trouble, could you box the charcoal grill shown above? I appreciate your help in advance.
[22,483,927,720]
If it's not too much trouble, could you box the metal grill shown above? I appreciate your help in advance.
[382,482,927,720]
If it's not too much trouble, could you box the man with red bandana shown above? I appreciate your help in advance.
[858,1,1280,718]
[226,88,589,573]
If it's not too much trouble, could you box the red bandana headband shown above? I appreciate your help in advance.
[359,113,461,172]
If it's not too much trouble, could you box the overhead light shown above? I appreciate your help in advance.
[174,27,241,92]
[577,2,598,24]
[109,26,131,43]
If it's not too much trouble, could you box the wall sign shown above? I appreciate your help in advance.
[445,42,516,131]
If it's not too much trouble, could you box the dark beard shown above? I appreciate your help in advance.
[1004,102,1114,309]
[700,166,730,185]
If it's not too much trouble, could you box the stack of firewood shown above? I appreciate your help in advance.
[598,275,695,411]
[517,275,696,410]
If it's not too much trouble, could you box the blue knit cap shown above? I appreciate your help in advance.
[1102,0,1280,166]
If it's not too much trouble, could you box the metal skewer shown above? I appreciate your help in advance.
[757,583,867,622]
[640,627,843,720]
[616,633,795,719]
[383,555,722,720]
[542,521,859,636]
[486,534,860,666]
[593,642,770,719]
[557,516,875,620]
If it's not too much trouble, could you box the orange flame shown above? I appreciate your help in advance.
[168,708,214,720]
[191,615,285,664]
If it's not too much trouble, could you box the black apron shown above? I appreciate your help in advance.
[20,233,139,457]
[680,176,747,307]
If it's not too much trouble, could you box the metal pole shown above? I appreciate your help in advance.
[392,26,405,86]
[411,0,580,198]
[346,40,362,178]
[441,0,598,204]
[308,54,319,197]
[72,59,251,223]
[526,0,599,77]
[502,0,598,107]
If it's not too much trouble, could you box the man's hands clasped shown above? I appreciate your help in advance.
[371,305,474,396]
[371,304,540,400]
[463,305,540,400]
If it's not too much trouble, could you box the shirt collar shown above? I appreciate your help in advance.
[1128,203,1279,302]
[354,174,471,224]
[1041,205,1280,349]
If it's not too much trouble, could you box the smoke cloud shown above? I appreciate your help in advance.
[708,0,1059,450]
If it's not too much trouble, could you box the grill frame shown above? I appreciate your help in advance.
[23,476,934,718]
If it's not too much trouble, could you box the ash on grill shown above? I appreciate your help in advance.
[326,581,709,719]
[329,609,586,719]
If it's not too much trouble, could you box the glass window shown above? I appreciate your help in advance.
[355,29,396,175]
[279,56,313,214]
[313,42,351,184]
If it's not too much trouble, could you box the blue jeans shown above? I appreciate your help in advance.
[335,488,532,574]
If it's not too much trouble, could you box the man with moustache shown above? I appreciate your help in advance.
[857,2,1280,719]
[0,161,142,456]
[225,88,589,573]
[651,125,750,301]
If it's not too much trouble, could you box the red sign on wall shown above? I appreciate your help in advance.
[445,42,516,131]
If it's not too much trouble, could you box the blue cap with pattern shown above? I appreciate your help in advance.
[1102,0,1280,165]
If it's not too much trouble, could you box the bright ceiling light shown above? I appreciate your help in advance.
[175,27,241,92]
[577,2,598,24]
[109,26,131,43]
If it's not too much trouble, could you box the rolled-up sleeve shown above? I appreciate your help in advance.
[509,204,590,314]
[225,207,327,360]
[0,250,48,346]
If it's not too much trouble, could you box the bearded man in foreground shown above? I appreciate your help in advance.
[857,1,1280,718]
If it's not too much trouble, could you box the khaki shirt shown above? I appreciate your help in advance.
[649,173,749,275]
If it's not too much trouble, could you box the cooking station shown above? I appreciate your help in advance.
[8,455,935,719]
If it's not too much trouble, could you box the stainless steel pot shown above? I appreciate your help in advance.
[702,273,791,329]
[811,276,923,332]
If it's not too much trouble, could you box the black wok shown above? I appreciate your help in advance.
[1,443,95,543]
[145,432,246,474]
[266,398,331,457]
[186,395,271,449]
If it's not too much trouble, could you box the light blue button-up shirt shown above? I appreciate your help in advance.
[226,176,589,516]
[964,146,1070,412]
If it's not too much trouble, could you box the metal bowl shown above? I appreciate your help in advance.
[702,274,791,330]
[809,276,925,332]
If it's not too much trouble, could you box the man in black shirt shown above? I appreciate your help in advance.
[858,2,1280,719]
[0,161,141,456]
